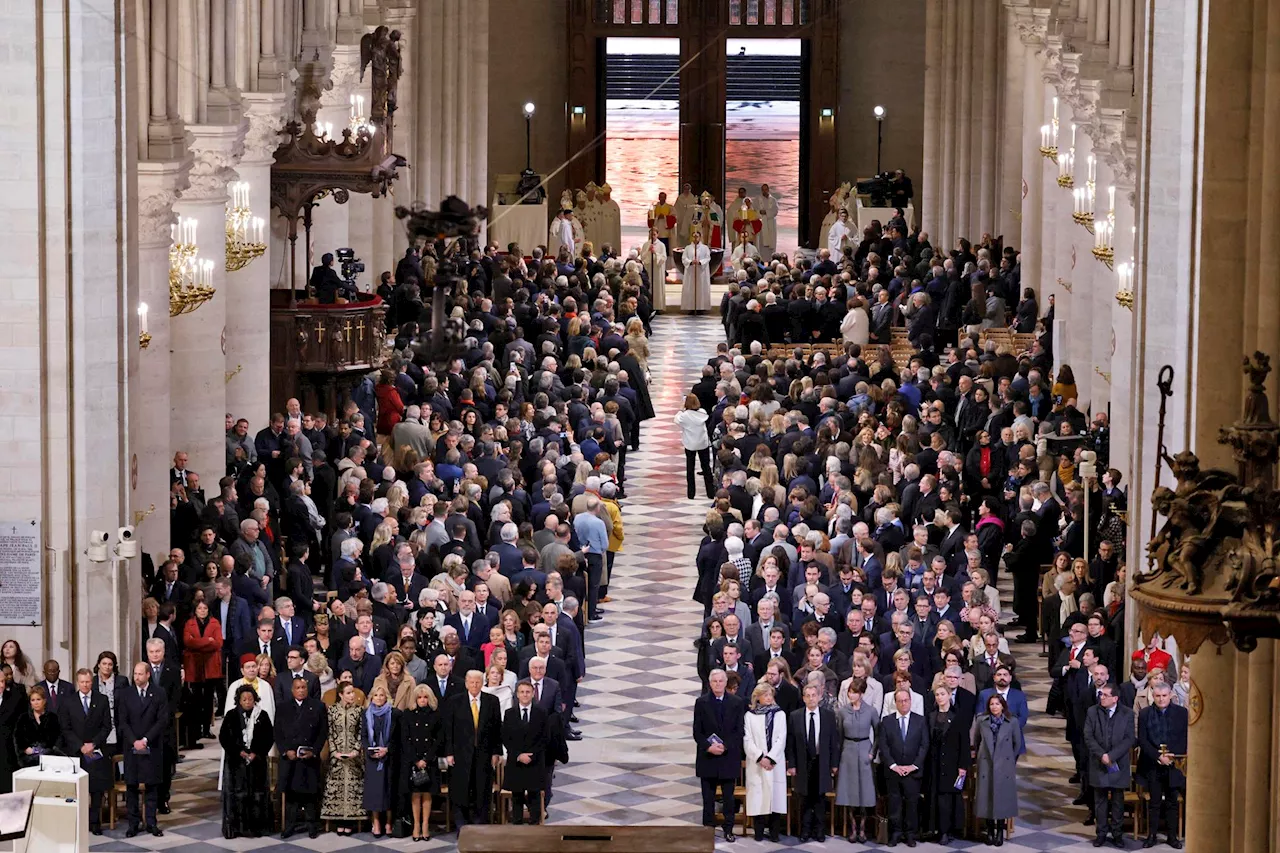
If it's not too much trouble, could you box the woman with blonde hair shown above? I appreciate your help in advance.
[254,652,276,685]
[482,664,513,716]
[305,651,335,696]
[401,684,441,841]
[362,683,399,836]
[623,317,650,374]
[743,681,787,842]
[385,482,409,517]
[372,650,417,711]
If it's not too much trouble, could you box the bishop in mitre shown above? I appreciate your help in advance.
[681,227,712,313]
[694,192,725,249]
[639,225,668,312]
[819,182,851,249]
[574,189,592,249]
[597,183,622,253]
[757,183,779,258]
[673,183,698,247]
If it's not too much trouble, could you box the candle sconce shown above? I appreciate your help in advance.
[225,181,266,272]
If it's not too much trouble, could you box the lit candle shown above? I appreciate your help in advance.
[254,217,264,244]
[1052,96,1058,122]
[1070,123,1076,149]
[1040,125,1049,147]
[138,303,148,334]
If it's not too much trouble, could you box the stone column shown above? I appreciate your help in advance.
[954,0,973,241]
[172,123,244,484]
[976,0,999,235]
[1039,85,1063,355]
[225,94,287,427]
[1018,12,1048,291]
[1241,641,1275,853]
[921,0,943,241]
[134,162,189,560]
[998,2,1028,243]
[938,1,957,247]
[1185,644,1236,853]
[384,1,418,259]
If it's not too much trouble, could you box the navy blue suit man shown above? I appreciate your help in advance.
[879,689,930,845]
[692,671,747,842]
[1137,684,1188,847]
[117,663,170,837]
[445,594,491,649]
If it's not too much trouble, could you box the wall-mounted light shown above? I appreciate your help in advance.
[523,102,536,117]
[873,105,885,120]
[572,105,586,116]
[820,107,834,118]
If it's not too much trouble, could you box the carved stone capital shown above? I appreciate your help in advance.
[241,92,291,166]
[183,123,246,202]
[136,159,192,247]
[1016,7,1049,46]
[321,45,364,110]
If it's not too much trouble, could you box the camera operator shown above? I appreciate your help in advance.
[310,252,352,304]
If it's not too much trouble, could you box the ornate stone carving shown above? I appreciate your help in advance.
[137,160,192,246]
[1133,352,1280,653]
[242,95,291,165]
[321,47,363,109]
[184,125,246,202]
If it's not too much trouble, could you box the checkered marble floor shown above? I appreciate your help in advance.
[89,315,1165,852]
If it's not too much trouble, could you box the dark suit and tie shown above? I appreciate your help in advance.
[57,688,112,833]
[273,668,321,707]
[147,661,181,807]
[785,703,840,841]
[501,702,549,824]
[427,673,463,707]
[117,680,170,835]
[878,709,929,844]
[274,615,306,650]
[445,609,491,650]
[442,689,503,826]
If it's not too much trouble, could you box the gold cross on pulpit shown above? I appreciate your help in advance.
[343,320,353,339]
[314,323,324,343]
[356,319,366,341]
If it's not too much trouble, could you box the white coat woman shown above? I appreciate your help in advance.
[743,682,788,842]
[675,394,713,500]
[839,296,871,347]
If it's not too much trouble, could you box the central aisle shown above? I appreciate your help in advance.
[548,314,726,825]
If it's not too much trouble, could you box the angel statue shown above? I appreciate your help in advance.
[360,26,402,121]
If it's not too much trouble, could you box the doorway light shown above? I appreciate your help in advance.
[820,107,834,118]
[573,105,586,116]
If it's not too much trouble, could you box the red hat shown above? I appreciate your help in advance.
[239,652,258,667]
[1131,650,1145,661]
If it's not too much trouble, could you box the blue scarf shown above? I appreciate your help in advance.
[366,701,393,768]
[988,714,1004,738]
[750,703,782,751]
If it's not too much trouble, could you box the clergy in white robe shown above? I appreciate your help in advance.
[639,227,668,311]
[681,230,712,312]
[730,230,760,271]
[726,186,751,228]
[574,190,592,248]
[597,183,623,252]
[757,184,779,258]
[584,183,603,247]
[550,210,575,259]
[827,208,854,257]
[568,211,586,254]
[819,182,851,250]
[673,183,698,247]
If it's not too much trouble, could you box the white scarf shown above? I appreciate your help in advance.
[242,705,263,752]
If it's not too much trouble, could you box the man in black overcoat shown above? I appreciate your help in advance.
[275,676,328,838]
[502,681,549,824]
[1137,681,1187,849]
[692,669,746,842]
[785,681,841,842]
[1084,683,1136,847]
[117,661,170,837]
[879,686,930,846]
[442,670,503,827]
[144,639,182,811]
[58,668,113,835]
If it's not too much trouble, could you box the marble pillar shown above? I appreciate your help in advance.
[134,162,189,561]
[938,0,957,247]
[416,0,489,212]
[1185,644,1236,853]
[225,93,287,426]
[172,123,244,485]
[998,1,1027,243]
[308,45,361,273]
[921,0,943,244]
[954,0,973,242]
[384,2,418,259]
[1019,15,1047,293]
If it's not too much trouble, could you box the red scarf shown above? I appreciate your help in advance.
[979,447,992,477]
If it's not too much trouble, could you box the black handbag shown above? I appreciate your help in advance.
[410,767,430,787]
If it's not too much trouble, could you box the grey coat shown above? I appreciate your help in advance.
[1083,703,1135,789]
[970,714,1022,820]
